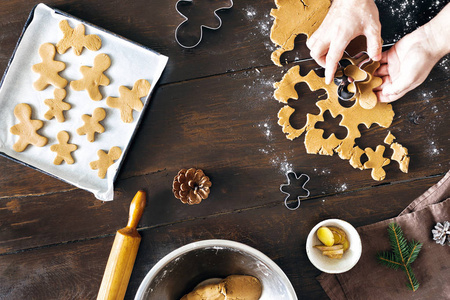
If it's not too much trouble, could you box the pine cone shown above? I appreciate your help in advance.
[173,168,212,205]
[432,221,450,246]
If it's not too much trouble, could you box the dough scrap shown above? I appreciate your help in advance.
[106,79,151,123]
[348,146,365,170]
[384,131,396,145]
[77,107,106,142]
[89,146,122,179]
[32,43,68,91]
[363,145,390,181]
[270,0,331,66]
[70,53,111,101]
[10,103,48,152]
[56,19,101,56]
[383,131,410,173]
[50,131,77,165]
[44,88,71,122]
[390,142,410,173]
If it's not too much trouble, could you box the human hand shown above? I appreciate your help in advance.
[306,0,382,84]
[375,3,450,102]
[374,28,440,102]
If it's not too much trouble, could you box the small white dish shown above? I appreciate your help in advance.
[306,219,362,274]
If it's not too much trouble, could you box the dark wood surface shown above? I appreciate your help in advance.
[0,1,448,299]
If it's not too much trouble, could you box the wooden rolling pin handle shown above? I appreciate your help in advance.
[126,190,146,230]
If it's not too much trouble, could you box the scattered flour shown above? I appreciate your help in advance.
[419,90,434,103]
[264,151,294,175]
[336,183,348,192]
[431,105,439,114]
[313,167,332,175]
[428,141,442,156]
[244,5,257,20]
[375,0,445,43]
[257,121,273,140]
[258,13,271,34]
[438,56,450,72]
[264,40,276,52]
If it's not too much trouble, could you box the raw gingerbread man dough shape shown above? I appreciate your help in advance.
[10,103,48,152]
[90,146,122,179]
[77,107,106,142]
[363,145,390,181]
[44,88,71,122]
[106,79,151,123]
[56,19,102,56]
[50,131,78,165]
[70,53,111,101]
[32,43,68,91]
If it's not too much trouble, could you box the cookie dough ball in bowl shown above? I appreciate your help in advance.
[135,239,297,300]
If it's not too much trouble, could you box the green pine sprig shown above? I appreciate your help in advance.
[376,223,423,291]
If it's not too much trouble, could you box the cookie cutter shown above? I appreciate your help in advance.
[175,0,233,48]
[280,171,310,210]
[334,52,371,101]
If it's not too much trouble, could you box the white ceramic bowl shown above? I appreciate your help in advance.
[135,239,297,300]
[306,219,362,274]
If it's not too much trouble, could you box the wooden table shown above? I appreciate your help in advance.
[0,1,448,299]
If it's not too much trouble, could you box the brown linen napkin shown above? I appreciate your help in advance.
[317,171,450,300]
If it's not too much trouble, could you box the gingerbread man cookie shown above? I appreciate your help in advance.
[70,53,111,101]
[77,107,106,142]
[44,88,71,122]
[10,103,48,152]
[106,79,151,123]
[90,146,122,179]
[56,20,102,56]
[32,43,68,91]
[50,131,77,165]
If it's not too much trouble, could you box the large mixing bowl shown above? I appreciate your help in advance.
[135,239,297,300]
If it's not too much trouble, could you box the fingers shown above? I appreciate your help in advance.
[379,50,389,64]
[325,41,347,84]
[307,35,329,68]
[364,22,382,61]
[374,64,389,77]
[373,75,390,92]
[378,90,406,103]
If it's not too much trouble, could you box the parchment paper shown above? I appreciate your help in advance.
[0,4,168,200]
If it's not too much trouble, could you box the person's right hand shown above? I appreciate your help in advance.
[306,0,382,84]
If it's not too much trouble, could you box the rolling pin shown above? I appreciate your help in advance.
[97,190,146,300]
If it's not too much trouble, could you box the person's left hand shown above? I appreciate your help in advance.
[374,26,442,103]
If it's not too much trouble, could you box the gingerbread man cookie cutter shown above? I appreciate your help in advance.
[280,171,310,210]
[175,0,233,48]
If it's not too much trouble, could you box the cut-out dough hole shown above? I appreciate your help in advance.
[278,33,309,64]
[359,153,369,166]
[287,82,322,130]
[355,124,394,158]
[314,110,348,140]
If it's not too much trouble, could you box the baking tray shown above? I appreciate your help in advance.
[0,3,168,200]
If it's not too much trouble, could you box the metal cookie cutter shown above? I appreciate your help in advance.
[175,0,233,48]
[280,171,310,210]
[334,52,371,101]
